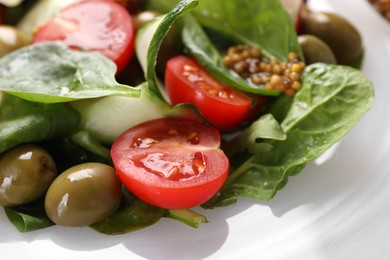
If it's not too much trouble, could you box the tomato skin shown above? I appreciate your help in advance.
[110,118,229,209]
[33,0,135,74]
[165,55,258,132]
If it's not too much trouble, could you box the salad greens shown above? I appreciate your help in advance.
[0,92,80,154]
[0,0,374,234]
[4,200,54,232]
[147,0,302,61]
[207,63,374,206]
[181,14,281,95]
[0,42,140,103]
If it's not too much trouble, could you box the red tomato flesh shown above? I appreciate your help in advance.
[33,0,135,74]
[111,118,229,209]
[165,55,257,132]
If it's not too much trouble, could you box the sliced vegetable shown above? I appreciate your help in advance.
[17,0,80,40]
[111,117,229,209]
[70,82,202,145]
[165,55,263,131]
[33,0,135,74]
[135,0,198,100]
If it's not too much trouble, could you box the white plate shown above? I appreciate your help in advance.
[1,0,389,259]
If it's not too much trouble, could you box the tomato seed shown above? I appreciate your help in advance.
[187,131,200,144]
[168,129,179,135]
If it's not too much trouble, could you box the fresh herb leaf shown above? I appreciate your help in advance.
[182,15,280,95]
[148,0,302,61]
[90,188,166,235]
[0,42,140,103]
[222,113,286,157]
[0,93,80,153]
[207,63,374,207]
[136,0,198,100]
[4,199,54,232]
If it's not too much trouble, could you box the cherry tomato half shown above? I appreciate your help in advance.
[165,55,262,132]
[33,0,135,74]
[110,117,229,209]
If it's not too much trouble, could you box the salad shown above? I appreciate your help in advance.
[0,0,374,235]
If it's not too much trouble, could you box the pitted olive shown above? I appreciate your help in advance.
[0,144,57,206]
[298,34,337,65]
[301,9,362,65]
[0,25,30,58]
[44,162,122,227]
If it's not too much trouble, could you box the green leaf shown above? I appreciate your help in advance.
[4,199,54,232]
[71,129,111,161]
[0,93,80,153]
[148,0,302,61]
[190,0,302,61]
[182,15,280,95]
[0,42,140,103]
[281,63,374,133]
[136,0,198,100]
[222,113,286,157]
[208,63,374,206]
[90,188,166,235]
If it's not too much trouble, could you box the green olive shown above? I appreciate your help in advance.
[298,34,337,65]
[301,9,362,65]
[45,162,122,227]
[0,25,31,58]
[133,10,183,76]
[0,144,57,207]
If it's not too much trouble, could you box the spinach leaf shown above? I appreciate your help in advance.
[136,0,198,100]
[91,188,208,234]
[148,0,302,61]
[4,199,54,232]
[91,188,166,235]
[182,15,279,95]
[0,93,80,153]
[207,63,374,207]
[222,113,286,157]
[0,42,140,103]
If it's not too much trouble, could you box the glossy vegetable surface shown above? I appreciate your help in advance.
[33,0,135,74]
[165,55,258,131]
[301,9,362,65]
[298,34,336,65]
[0,0,375,234]
[0,144,57,206]
[45,162,122,227]
[111,117,229,209]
